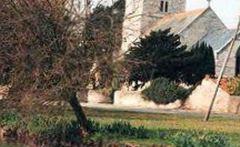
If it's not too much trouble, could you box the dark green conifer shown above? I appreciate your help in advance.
[125,29,215,86]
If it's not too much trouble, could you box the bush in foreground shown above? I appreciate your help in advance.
[142,77,190,104]
[217,77,240,96]
[224,77,240,95]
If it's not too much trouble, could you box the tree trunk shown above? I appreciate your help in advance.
[68,93,89,134]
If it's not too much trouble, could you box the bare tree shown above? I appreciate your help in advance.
[0,0,94,133]
[85,0,126,91]
[0,0,142,134]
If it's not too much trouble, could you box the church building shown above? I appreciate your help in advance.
[121,0,240,77]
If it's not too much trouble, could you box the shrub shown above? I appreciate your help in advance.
[26,115,82,143]
[218,77,240,96]
[0,111,21,129]
[87,120,153,139]
[142,77,190,104]
[171,132,229,147]
[226,77,240,95]
[102,121,151,139]
[171,132,194,147]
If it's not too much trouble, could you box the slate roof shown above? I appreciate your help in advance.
[199,29,235,52]
[143,8,235,52]
[144,8,207,35]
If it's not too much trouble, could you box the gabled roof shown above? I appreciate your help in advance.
[143,7,235,52]
[144,8,207,35]
[199,29,235,52]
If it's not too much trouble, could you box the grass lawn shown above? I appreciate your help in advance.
[1,103,239,146]
[83,108,240,146]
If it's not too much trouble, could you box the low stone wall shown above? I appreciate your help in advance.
[227,96,240,114]
[184,78,240,114]
[113,78,240,114]
[114,90,182,109]
[87,90,112,104]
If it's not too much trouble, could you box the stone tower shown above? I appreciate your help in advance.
[121,0,186,52]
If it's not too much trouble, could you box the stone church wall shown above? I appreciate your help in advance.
[121,0,144,52]
[121,0,238,78]
[216,40,240,77]
[121,0,186,52]
[141,0,186,31]
[180,8,226,48]
[184,78,240,114]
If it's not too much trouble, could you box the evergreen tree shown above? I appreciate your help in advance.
[125,29,187,86]
[125,29,215,86]
[179,43,215,84]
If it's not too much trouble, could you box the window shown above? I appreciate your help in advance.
[160,1,164,12]
[165,1,169,12]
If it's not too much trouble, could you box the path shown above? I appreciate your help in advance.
[81,103,240,119]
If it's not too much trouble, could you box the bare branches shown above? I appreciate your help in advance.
[0,0,90,97]
[0,0,94,132]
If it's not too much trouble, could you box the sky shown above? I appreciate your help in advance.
[94,0,240,29]
[186,0,240,29]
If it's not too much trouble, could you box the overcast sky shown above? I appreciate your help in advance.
[94,0,240,29]
[186,0,240,29]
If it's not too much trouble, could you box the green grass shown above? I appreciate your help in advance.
[83,108,240,146]
[1,107,239,146]
[32,107,237,146]
[85,108,240,132]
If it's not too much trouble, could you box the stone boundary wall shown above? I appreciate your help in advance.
[184,78,240,114]
[1,81,240,114]
[113,78,240,114]
[87,90,112,104]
